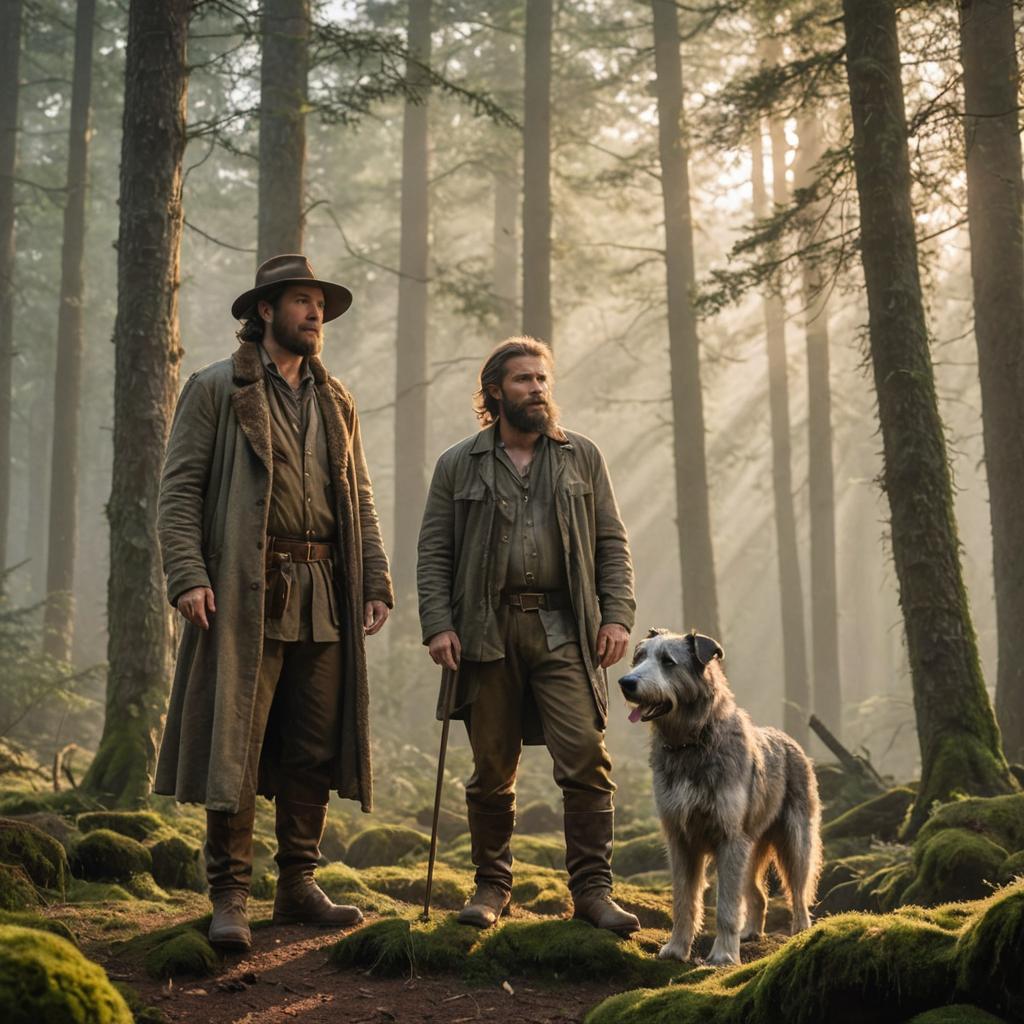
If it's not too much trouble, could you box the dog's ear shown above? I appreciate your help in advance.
[646,627,670,639]
[689,630,724,666]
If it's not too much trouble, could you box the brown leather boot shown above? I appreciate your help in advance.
[456,808,515,929]
[272,800,362,927]
[205,805,255,952]
[565,808,640,936]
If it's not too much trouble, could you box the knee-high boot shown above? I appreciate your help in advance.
[564,808,640,935]
[456,808,515,928]
[205,805,256,951]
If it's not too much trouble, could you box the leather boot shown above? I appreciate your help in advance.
[456,808,515,928]
[565,809,640,936]
[205,805,256,952]
[272,799,362,927]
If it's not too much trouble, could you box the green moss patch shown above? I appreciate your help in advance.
[0,863,43,911]
[0,790,99,818]
[10,812,82,851]
[0,910,76,944]
[251,870,277,900]
[330,913,689,986]
[905,1008,1006,1024]
[613,883,673,929]
[904,829,1008,906]
[320,818,348,862]
[614,833,666,877]
[71,829,152,883]
[956,880,1024,1018]
[917,794,1024,852]
[149,834,203,892]
[67,878,135,903]
[316,862,398,915]
[115,917,219,980]
[512,834,564,869]
[0,817,70,894]
[0,924,132,1023]
[361,862,472,910]
[822,787,915,845]
[345,825,430,868]
[76,811,168,843]
[511,866,571,914]
[123,873,170,902]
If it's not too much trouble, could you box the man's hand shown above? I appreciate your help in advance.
[427,630,461,672]
[177,586,216,630]
[596,623,630,669]
[364,600,390,636]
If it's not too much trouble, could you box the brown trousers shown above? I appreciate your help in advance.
[462,609,614,816]
[241,637,344,807]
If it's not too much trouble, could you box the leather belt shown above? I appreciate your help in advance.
[265,535,335,565]
[502,590,571,612]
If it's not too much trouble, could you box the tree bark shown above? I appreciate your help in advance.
[841,0,1017,833]
[521,0,553,344]
[392,0,432,623]
[493,168,518,337]
[43,0,97,663]
[83,0,190,807]
[751,118,809,746]
[0,0,24,575]
[258,0,309,261]
[650,0,720,636]
[795,113,842,736]
[958,0,1024,765]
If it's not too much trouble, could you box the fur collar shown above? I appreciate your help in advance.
[232,340,331,387]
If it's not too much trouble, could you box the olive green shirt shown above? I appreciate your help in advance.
[260,344,341,642]
[493,435,575,650]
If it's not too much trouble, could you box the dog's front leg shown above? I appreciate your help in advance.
[658,837,706,962]
[707,837,751,966]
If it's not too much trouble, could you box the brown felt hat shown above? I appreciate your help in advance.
[231,253,353,322]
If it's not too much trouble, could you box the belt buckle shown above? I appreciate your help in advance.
[519,593,542,612]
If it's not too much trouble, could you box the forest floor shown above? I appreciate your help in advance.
[59,898,669,1024]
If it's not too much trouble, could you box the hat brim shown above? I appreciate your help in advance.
[231,278,353,323]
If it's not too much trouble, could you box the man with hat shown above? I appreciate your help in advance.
[154,254,394,952]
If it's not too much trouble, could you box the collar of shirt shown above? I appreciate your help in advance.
[258,342,313,391]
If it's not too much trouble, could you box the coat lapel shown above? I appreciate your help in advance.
[230,343,272,473]
[313,361,353,485]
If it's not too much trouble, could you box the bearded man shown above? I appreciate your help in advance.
[154,254,393,952]
[417,336,639,934]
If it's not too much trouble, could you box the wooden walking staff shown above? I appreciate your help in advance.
[421,665,458,921]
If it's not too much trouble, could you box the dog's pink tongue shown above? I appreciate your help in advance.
[628,706,643,724]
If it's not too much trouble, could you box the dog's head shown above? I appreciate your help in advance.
[617,628,724,723]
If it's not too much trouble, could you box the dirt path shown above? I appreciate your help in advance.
[79,907,626,1024]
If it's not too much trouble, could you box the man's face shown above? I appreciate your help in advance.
[491,355,559,434]
[263,284,325,356]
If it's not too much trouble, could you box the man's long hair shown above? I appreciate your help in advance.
[235,284,285,343]
[473,336,554,425]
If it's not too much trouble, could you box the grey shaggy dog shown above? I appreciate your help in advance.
[619,628,822,966]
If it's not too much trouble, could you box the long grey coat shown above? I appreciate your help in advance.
[153,341,393,814]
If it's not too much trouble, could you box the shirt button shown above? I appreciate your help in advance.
[250,581,259,591]
[501,535,509,543]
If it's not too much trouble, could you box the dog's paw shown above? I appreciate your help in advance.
[706,947,741,967]
[657,941,692,962]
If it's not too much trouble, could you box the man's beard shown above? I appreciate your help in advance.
[501,390,560,434]
[272,311,322,357]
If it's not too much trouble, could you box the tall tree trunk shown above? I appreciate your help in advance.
[650,0,719,636]
[43,0,97,663]
[0,0,24,575]
[521,0,552,344]
[392,0,431,624]
[26,394,48,601]
[958,0,1024,765]
[751,120,810,746]
[493,168,518,337]
[257,0,308,261]
[795,113,842,736]
[841,0,1016,833]
[83,0,190,807]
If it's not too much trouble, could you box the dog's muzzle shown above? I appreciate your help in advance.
[618,674,671,722]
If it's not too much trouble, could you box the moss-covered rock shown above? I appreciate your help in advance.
[815,763,886,822]
[149,834,204,892]
[143,929,217,980]
[904,1008,1006,1024]
[998,850,1024,885]
[0,863,42,911]
[71,829,152,883]
[0,790,98,818]
[330,914,480,975]
[817,849,914,916]
[903,828,1008,906]
[0,910,76,944]
[345,825,430,868]
[916,794,1024,855]
[124,873,169,902]
[76,811,168,843]
[413,805,465,843]
[361,862,472,911]
[67,878,135,903]
[617,818,662,841]
[511,866,571,914]
[612,883,673,929]
[517,801,562,834]
[320,818,348,862]
[614,833,666,877]
[512,834,564,869]
[822,788,915,845]
[956,880,1024,1019]
[10,812,81,852]
[0,817,70,895]
[316,862,398,915]
[112,983,168,1024]
[0,924,132,1023]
